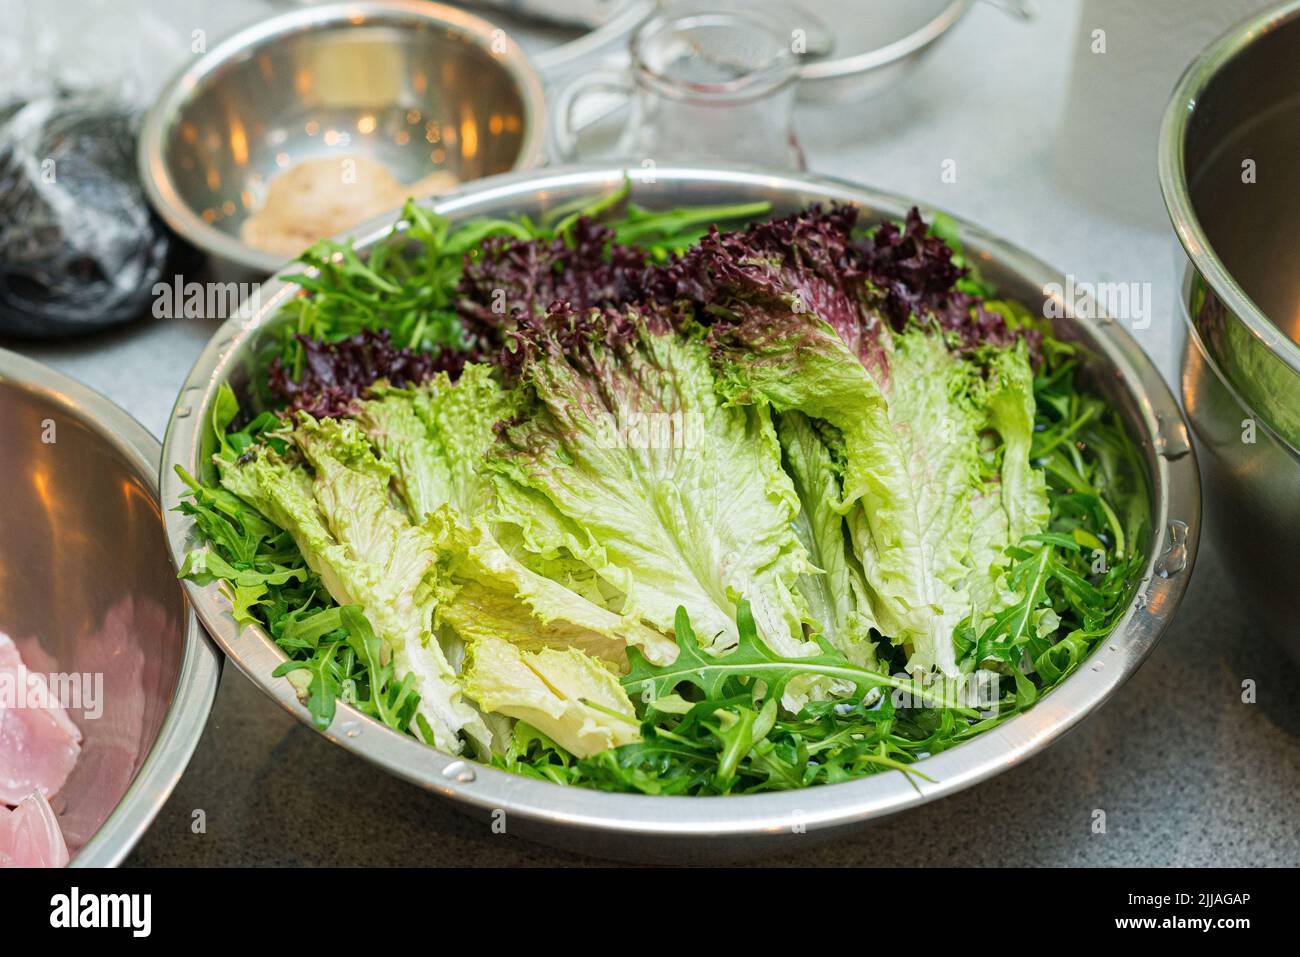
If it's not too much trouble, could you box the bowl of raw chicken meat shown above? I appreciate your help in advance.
[0,349,220,867]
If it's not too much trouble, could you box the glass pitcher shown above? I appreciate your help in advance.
[548,4,823,170]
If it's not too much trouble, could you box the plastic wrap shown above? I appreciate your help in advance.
[0,0,271,338]
[0,93,173,338]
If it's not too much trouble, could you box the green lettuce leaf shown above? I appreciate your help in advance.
[715,310,1049,677]
[463,636,640,758]
[425,507,678,667]
[982,342,1051,544]
[838,329,990,676]
[218,415,489,753]
[964,342,1052,616]
[487,306,816,659]
[778,411,879,667]
[355,362,517,520]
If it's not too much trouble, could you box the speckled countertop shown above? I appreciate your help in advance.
[8,0,1299,866]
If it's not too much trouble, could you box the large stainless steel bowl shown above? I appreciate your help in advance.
[162,165,1199,862]
[794,0,976,103]
[0,349,220,867]
[1159,0,1300,663]
[138,0,547,277]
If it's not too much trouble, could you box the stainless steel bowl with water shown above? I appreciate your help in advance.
[544,0,1032,104]
[793,0,988,102]
[0,349,220,867]
[138,1,547,276]
[1159,0,1300,663]
[162,165,1199,862]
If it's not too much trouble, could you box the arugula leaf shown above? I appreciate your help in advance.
[340,605,397,728]
[176,405,429,738]
[965,544,1054,664]
[623,602,974,712]
[273,640,342,731]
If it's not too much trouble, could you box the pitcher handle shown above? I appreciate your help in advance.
[547,69,635,164]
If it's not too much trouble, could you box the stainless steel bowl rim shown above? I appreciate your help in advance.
[137,0,549,276]
[0,349,221,867]
[163,164,1199,840]
[1157,0,1300,382]
[530,0,657,77]
[796,0,971,82]
[533,0,976,87]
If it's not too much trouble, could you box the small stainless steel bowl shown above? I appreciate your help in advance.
[163,166,1198,862]
[1159,0,1300,661]
[0,349,220,866]
[138,0,547,277]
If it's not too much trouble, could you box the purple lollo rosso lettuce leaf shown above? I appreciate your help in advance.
[859,208,1038,357]
[267,216,649,419]
[652,203,891,383]
[267,204,1032,419]
[455,201,1036,389]
[653,203,1033,364]
[267,329,470,419]
[458,218,651,356]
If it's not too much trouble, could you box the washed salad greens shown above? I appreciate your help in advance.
[177,184,1148,795]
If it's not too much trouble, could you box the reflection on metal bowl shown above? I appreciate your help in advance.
[138,1,547,276]
[1160,0,1300,659]
[1180,327,1300,665]
[161,165,1198,863]
[0,349,220,866]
